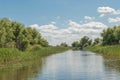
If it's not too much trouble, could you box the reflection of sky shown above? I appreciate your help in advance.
[30,50,120,80]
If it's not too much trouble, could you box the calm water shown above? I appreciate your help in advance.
[0,50,120,80]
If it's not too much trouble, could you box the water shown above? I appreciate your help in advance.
[0,50,120,80]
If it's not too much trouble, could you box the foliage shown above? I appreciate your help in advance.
[72,36,92,50]
[92,38,102,46]
[26,45,42,51]
[72,41,79,48]
[72,26,120,50]
[101,26,120,45]
[60,42,68,47]
[0,18,48,51]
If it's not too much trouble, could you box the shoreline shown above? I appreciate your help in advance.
[0,47,70,67]
[85,45,120,59]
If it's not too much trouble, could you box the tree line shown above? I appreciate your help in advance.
[0,18,48,51]
[72,26,120,49]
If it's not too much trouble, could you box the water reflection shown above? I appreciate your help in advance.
[0,58,44,80]
[0,50,120,80]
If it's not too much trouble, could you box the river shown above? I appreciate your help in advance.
[0,50,120,80]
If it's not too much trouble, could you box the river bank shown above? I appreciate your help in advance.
[0,47,70,66]
[86,45,120,59]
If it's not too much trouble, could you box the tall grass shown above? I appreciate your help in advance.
[0,47,70,65]
[86,45,120,59]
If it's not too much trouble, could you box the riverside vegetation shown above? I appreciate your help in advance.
[72,25,120,58]
[0,18,70,65]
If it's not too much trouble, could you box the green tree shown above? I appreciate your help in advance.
[60,42,68,47]
[0,18,48,51]
[72,36,92,50]
[101,27,118,45]
[72,41,79,47]
[93,38,101,46]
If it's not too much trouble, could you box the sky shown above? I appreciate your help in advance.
[0,0,120,45]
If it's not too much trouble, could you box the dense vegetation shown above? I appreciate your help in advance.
[0,18,70,65]
[101,26,120,45]
[0,47,70,65]
[72,26,120,52]
[0,18,48,51]
[72,36,101,50]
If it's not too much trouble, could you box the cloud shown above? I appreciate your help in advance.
[29,21,107,45]
[97,6,120,17]
[30,22,57,31]
[84,16,95,20]
[108,17,120,23]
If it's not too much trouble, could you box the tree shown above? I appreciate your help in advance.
[79,36,92,49]
[0,18,15,48]
[38,38,48,47]
[101,26,120,45]
[72,36,92,50]
[60,42,68,47]
[72,41,79,47]
[0,18,48,51]
[93,38,101,46]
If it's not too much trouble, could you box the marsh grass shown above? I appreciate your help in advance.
[86,45,120,59]
[0,47,70,65]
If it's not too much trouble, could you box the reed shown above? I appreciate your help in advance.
[86,45,120,59]
[0,47,70,65]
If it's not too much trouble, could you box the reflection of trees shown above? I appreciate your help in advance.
[0,58,45,80]
[103,55,120,72]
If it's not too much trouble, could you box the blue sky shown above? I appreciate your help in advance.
[0,0,119,25]
[0,0,120,45]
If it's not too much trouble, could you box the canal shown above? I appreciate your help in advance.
[0,50,120,80]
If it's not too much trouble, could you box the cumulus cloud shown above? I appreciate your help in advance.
[28,6,120,45]
[84,16,95,20]
[29,21,107,46]
[98,6,120,17]
[108,17,120,23]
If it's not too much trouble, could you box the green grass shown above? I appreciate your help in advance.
[0,47,70,66]
[86,45,120,59]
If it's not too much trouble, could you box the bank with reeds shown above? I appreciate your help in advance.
[86,45,120,59]
[0,47,70,66]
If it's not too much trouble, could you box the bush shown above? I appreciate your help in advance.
[26,45,43,51]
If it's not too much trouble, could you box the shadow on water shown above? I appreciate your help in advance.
[0,57,46,80]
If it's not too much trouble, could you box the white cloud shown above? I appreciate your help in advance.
[29,21,107,46]
[68,20,81,28]
[30,23,57,31]
[98,6,120,17]
[100,14,105,17]
[108,17,120,23]
[84,16,95,20]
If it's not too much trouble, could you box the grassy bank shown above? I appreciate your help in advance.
[0,47,70,66]
[86,45,120,59]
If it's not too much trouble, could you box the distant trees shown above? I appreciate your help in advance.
[72,41,79,48]
[72,36,92,50]
[79,36,92,49]
[0,18,48,51]
[72,25,120,49]
[93,38,101,46]
[60,42,68,47]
